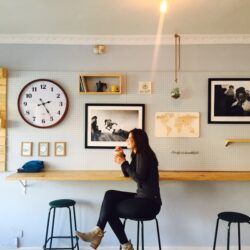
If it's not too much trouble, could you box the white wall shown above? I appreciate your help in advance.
[1,44,250,248]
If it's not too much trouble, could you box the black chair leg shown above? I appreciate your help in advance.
[141,221,144,250]
[155,218,162,250]
[73,205,79,250]
[213,218,220,250]
[238,222,241,250]
[120,219,127,250]
[68,207,74,250]
[43,207,52,250]
[49,208,56,250]
[137,220,140,250]
[227,222,231,250]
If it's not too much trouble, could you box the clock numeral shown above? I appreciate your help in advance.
[51,87,54,92]
[57,110,61,115]
[40,84,46,89]
[42,119,46,124]
[50,116,54,121]
[57,94,60,98]
[23,102,27,106]
[59,102,63,106]
[32,87,37,92]
[26,110,30,115]
[32,116,36,121]
[26,93,32,98]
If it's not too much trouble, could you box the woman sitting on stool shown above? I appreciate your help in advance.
[75,128,162,250]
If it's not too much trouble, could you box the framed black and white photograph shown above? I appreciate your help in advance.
[208,78,250,123]
[85,103,145,148]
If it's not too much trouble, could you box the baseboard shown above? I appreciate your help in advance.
[3,246,250,250]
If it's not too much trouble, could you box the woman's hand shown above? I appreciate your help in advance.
[114,155,126,165]
[114,146,126,165]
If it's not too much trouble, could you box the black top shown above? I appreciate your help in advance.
[121,152,162,206]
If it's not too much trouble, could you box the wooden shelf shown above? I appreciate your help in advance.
[225,139,250,147]
[0,68,7,172]
[6,170,250,181]
[79,73,123,94]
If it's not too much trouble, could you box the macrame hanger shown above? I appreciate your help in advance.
[174,33,181,84]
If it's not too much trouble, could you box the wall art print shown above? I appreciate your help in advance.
[155,112,200,137]
[85,103,145,148]
[208,78,250,123]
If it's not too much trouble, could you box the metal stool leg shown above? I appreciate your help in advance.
[120,219,127,250]
[72,205,79,250]
[155,218,162,250]
[141,221,144,250]
[68,207,74,250]
[49,208,56,250]
[238,222,241,250]
[227,222,231,250]
[137,221,140,250]
[43,207,52,250]
[213,218,220,250]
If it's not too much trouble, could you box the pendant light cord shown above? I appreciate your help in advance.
[175,34,181,83]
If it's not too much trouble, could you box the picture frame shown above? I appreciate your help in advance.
[21,142,33,156]
[55,142,66,156]
[38,142,49,157]
[208,78,250,123]
[85,103,145,148]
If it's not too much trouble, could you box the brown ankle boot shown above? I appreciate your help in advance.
[75,227,104,249]
[121,240,134,250]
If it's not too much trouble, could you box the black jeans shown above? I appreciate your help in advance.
[97,190,161,244]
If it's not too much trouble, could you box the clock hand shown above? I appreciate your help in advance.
[44,106,51,115]
[37,101,52,106]
[38,99,52,116]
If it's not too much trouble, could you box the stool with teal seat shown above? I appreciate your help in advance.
[43,199,79,250]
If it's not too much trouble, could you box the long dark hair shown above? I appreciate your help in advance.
[129,128,158,165]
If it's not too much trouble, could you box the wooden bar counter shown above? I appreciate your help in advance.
[6,170,250,181]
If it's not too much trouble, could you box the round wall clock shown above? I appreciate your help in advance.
[18,79,69,128]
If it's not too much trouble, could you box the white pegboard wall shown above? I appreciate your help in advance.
[7,70,250,171]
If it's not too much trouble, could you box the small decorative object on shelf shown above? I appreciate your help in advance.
[79,73,123,94]
[111,85,120,92]
[96,81,107,92]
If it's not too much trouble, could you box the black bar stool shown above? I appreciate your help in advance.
[120,216,161,250]
[213,211,250,250]
[43,199,79,250]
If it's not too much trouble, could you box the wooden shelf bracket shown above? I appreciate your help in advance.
[225,139,250,147]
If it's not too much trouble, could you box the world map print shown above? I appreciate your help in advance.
[155,112,200,137]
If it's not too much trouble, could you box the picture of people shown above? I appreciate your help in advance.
[85,104,144,148]
[209,78,250,123]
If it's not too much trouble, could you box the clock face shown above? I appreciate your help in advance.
[18,79,69,128]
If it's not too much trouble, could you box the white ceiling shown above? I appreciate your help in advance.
[0,0,249,35]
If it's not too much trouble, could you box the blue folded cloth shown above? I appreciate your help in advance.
[17,160,44,173]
